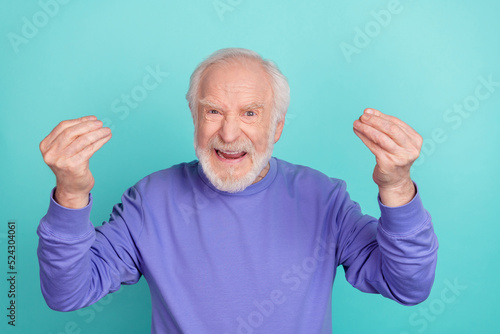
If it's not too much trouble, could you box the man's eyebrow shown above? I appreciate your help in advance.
[199,99,223,110]
[199,99,265,111]
[242,102,265,110]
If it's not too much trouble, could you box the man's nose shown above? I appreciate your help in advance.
[219,116,242,143]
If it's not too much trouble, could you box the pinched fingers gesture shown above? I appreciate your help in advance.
[39,116,112,208]
[353,108,422,206]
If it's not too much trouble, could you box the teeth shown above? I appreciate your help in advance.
[216,149,245,159]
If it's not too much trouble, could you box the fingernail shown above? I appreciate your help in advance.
[365,109,374,114]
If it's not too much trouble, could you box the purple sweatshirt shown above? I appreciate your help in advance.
[37,157,438,333]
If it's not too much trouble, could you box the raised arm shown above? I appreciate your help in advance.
[37,116,142,311]
[335,108,438,305]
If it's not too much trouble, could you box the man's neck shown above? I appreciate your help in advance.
[252,162,270,185]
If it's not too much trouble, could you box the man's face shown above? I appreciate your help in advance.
[194,60,284,192]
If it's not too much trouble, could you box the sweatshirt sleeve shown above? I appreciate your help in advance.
[37,186,144,311]
[334,181,438,305]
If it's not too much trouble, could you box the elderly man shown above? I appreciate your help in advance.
[38,48,438,333]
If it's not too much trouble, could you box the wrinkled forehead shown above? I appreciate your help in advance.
[198,59,274,105]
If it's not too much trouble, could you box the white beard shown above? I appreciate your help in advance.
[194,131,275,193]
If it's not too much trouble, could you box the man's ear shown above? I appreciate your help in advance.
[274,119,285,143]
[189,103,196,126]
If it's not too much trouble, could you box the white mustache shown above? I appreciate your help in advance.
[208,136,255,155]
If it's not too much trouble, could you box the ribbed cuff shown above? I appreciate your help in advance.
[377,183,429,236]
[41,187,94,238]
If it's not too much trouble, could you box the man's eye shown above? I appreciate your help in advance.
[208,110,219,114]
[244,111,256,117]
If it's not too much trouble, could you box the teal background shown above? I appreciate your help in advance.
[1,0,499,333]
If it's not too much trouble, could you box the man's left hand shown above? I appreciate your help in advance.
[353,108,422,207]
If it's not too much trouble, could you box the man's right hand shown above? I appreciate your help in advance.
[40,116,112,209]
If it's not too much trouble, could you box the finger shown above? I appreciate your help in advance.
[46,119,105,153]
[41,116,97,152]
[358,112,415,149]
[364,108,421,144]
[71,130,112,164]
[64,127,112,158]
[365,108,417,135]
[353,119,400,153]
[353,126,387,159]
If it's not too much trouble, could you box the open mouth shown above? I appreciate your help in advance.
[215,149,247,160]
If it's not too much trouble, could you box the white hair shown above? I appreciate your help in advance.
[185,48,290,127]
